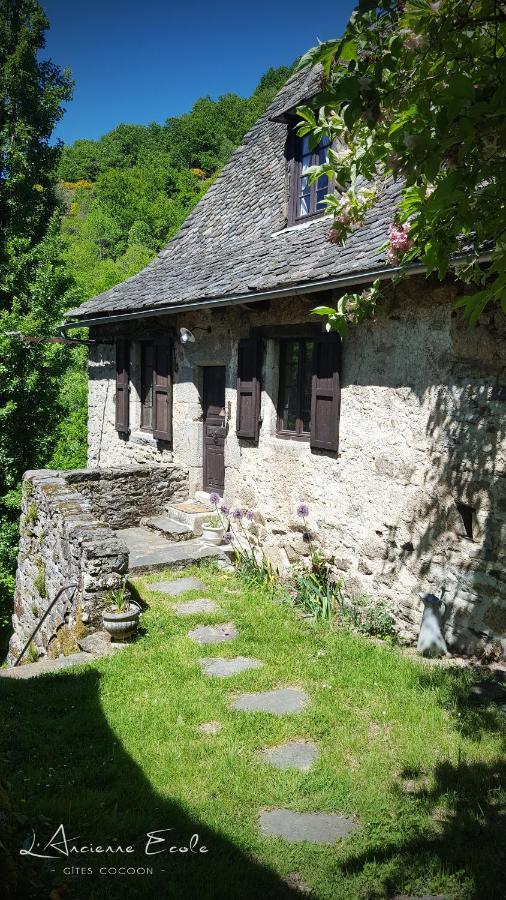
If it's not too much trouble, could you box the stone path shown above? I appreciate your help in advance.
[151,576,206,595]
[259,809,358,843]
[199,656,263,677]
[173,599,218,615]
[188,623,238,645]
[259,740,318,772]
[167,576,359,851]
[231,687,309,715]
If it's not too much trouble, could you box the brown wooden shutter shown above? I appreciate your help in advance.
[310,333,341,452]
[152,337,173,442]
[115,339,130,434]
[236,337,262,441]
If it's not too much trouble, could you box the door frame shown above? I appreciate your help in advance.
[202,365,226,495]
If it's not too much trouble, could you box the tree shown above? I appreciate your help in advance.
[297,0,506,333]
[0,0,73,627]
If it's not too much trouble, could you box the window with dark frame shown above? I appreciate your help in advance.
[140,341,154,430]
[277,338,314,438]
[289,132,331,225]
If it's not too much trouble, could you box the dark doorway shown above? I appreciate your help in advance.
[203,366,226,495]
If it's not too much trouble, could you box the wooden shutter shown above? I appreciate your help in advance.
[115,339,130,434]
[152,337,173,442]
[310,333,341,451]
[236,337,262,441]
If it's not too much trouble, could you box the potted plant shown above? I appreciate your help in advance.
[201,513,225,545]
[102,580,141,641]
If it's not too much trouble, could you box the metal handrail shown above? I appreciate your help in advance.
[13,583,78,667]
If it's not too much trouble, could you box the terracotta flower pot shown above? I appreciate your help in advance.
[102,601,141,642]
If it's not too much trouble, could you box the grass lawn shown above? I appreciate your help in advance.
[0,561,504,899]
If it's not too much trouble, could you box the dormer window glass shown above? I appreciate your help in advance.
[290,133,330,225]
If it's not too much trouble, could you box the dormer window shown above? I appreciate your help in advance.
[289,133,331,226]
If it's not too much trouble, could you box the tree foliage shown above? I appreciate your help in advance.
[58,65,293,300]
[0,0,74,627]
[297,0,506,333]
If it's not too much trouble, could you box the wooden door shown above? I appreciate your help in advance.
[203,366,226,495]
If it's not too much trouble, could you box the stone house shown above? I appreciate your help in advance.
[11,68,505,662]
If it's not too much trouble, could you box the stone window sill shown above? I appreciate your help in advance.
[130,430,158,447]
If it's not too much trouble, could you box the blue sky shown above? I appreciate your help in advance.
[41,0,355,145]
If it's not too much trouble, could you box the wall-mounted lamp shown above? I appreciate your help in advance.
[178,327,196,345]
[178,325,211,345]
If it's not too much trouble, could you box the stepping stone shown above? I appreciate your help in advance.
[172,599,218,615]
[231,687,309,715]
[259,740,318,772]
[197,721,222,736]
[150,576,206,596]
[259,809,358,843]
[188,622,238,645]
[199,656,263,677]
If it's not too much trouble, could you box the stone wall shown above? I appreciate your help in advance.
[9,464,188,663]
[65,464,187,528]
[88,277,506,658]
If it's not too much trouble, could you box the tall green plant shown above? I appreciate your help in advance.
[0,0,74,627]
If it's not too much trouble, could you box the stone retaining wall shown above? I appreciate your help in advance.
[8,464,188,664]
[65,464,187,528]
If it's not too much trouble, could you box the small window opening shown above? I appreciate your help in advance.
[456,502,474,540]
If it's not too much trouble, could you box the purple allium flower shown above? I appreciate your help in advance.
[232,508,243,521]
[246,510,256,521]
[297,503,309,518]
[222,532,232,545]
[209,492,221,507]
[302,531,312,544]
[220,504,230,516]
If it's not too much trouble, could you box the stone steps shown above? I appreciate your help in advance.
[164,499,213,537]
[140,515,193,542]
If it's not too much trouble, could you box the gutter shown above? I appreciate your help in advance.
[60,252,491,332]
[60,263,424,332]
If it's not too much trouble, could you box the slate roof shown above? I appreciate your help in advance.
[67,67,400,322]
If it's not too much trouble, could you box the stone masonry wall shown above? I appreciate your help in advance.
[9,464,188,663]
[65,464,188,528]
[88,277,506,658]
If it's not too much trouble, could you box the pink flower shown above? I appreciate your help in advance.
[386,222,414,265]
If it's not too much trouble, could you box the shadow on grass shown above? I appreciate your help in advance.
[0,667,302,900]
[345,664,506,900]
[344,756,506,900]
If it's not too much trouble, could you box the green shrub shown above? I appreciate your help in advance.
[288,550,342,622]
[339,595,397,641]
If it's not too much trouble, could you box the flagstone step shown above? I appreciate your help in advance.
[118,528,232,573]
[259,740,318,772]
[199,656,263,677]
[141,515,193,541]
[231,687,309,715]
[258,809,358,844]
[172,599,219,615]
[0,651,94,680]
[150,576,206,595]
[188,623,238,645]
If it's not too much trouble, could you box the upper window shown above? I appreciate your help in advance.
[277,338,314,439]
[289,133,330,225]
[140,341,154,430]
